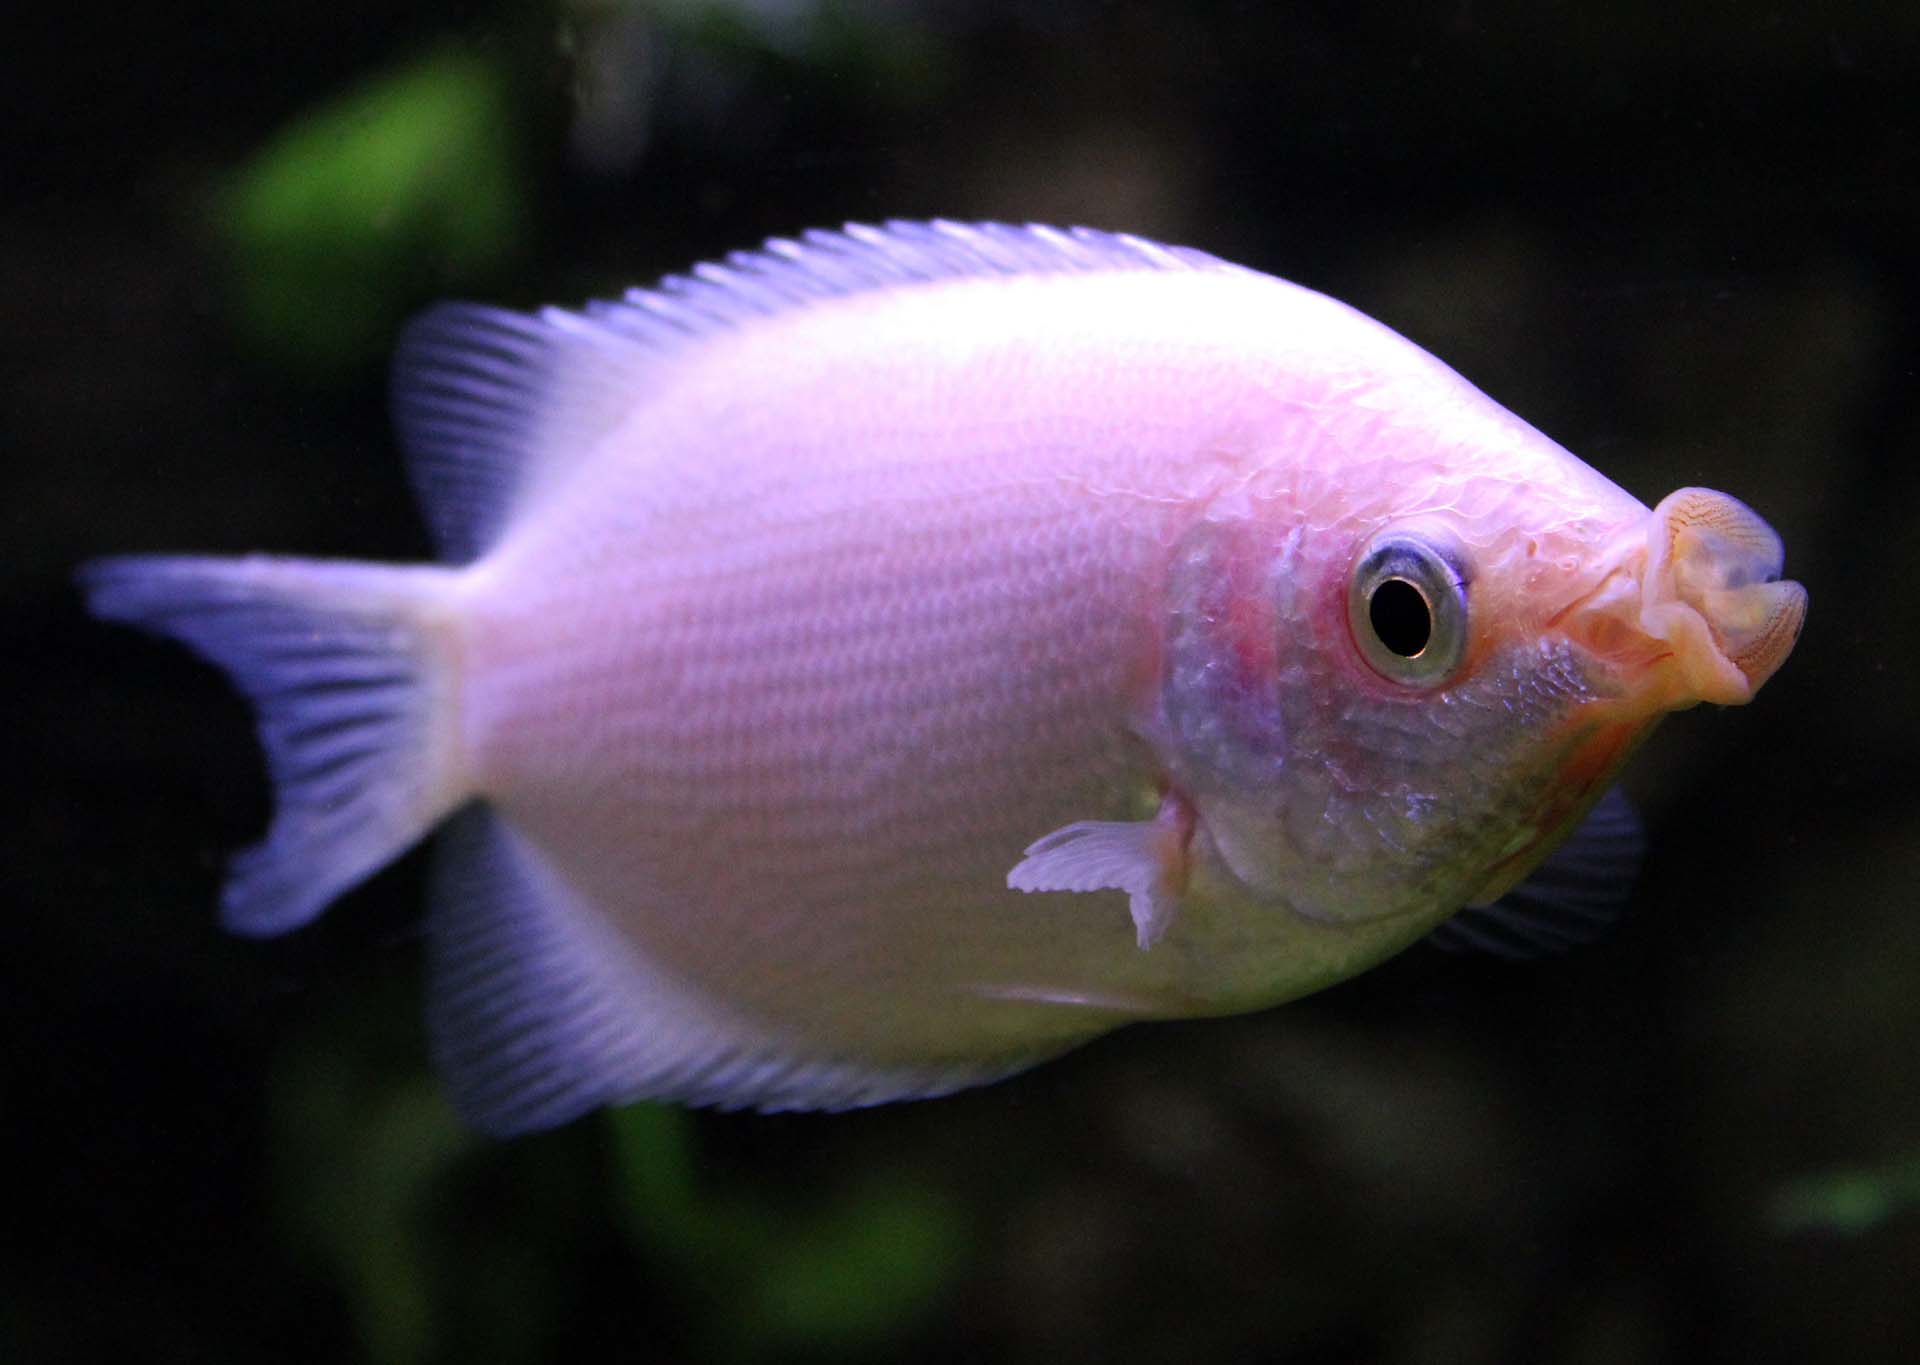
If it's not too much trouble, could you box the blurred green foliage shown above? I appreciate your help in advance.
[272,986,480,1365]
[611,1104,966,1360]
[1771,1153,1920,1236]
[649,0,949,105]
[276,1073,474,1363]
[269,980,962,1364]
[218,47,524,374]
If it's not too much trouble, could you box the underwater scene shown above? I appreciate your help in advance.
[7,3,1917,1361]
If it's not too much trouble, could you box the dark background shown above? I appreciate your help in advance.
[6,3,1917,1361]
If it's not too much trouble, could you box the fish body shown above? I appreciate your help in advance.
[84,223,1804,1130]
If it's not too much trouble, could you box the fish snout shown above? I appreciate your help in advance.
[1636,487,1806,705]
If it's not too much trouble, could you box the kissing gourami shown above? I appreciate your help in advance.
[84,222,1805,1133]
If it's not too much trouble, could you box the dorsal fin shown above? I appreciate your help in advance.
[391,221,1244,562]
[391,302,656,563]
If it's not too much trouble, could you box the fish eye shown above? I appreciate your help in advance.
[1347,530,1470,688]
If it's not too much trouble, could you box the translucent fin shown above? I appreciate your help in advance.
[80,555,466,937]
[594,220,1244,346]
[392,221,1245,562]
[1008,796,1192,949]
[1426,787,1645,958]
[428,808,1054,1133]
[392,303,665,562]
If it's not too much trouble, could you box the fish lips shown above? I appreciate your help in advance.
[1637,487,1807,705]
[1560,486,1806,713]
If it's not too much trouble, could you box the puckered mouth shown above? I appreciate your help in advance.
[1466,489,1803,910]
[1558,486,1806,712]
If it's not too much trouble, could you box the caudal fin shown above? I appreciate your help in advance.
[80,555,468,937]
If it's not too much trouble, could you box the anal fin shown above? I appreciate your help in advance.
[427,807,1056,1132]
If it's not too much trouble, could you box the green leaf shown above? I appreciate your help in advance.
[608,1105,967,1357]
[738,1175,965,1352]
[272,1005,478,1365]
[217,46,525,373]
[1769,1152,1920,1235]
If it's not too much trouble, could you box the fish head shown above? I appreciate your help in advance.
[1155,473,1805,928]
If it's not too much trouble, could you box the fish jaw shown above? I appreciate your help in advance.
[1558,487,1806,714]
[1466,487,1806,904]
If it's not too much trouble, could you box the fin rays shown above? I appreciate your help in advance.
[427,809,1060,1131]
[81,555,465,937]
[390,221,1242,564]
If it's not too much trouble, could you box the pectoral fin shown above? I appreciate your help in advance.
[1007,793,1193,949]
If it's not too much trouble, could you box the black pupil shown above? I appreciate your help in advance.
[1369,578,1432,658]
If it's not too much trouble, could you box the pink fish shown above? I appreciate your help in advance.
[84,222,1805,1131]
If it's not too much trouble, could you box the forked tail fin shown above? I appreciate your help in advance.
[80,554,469,936]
